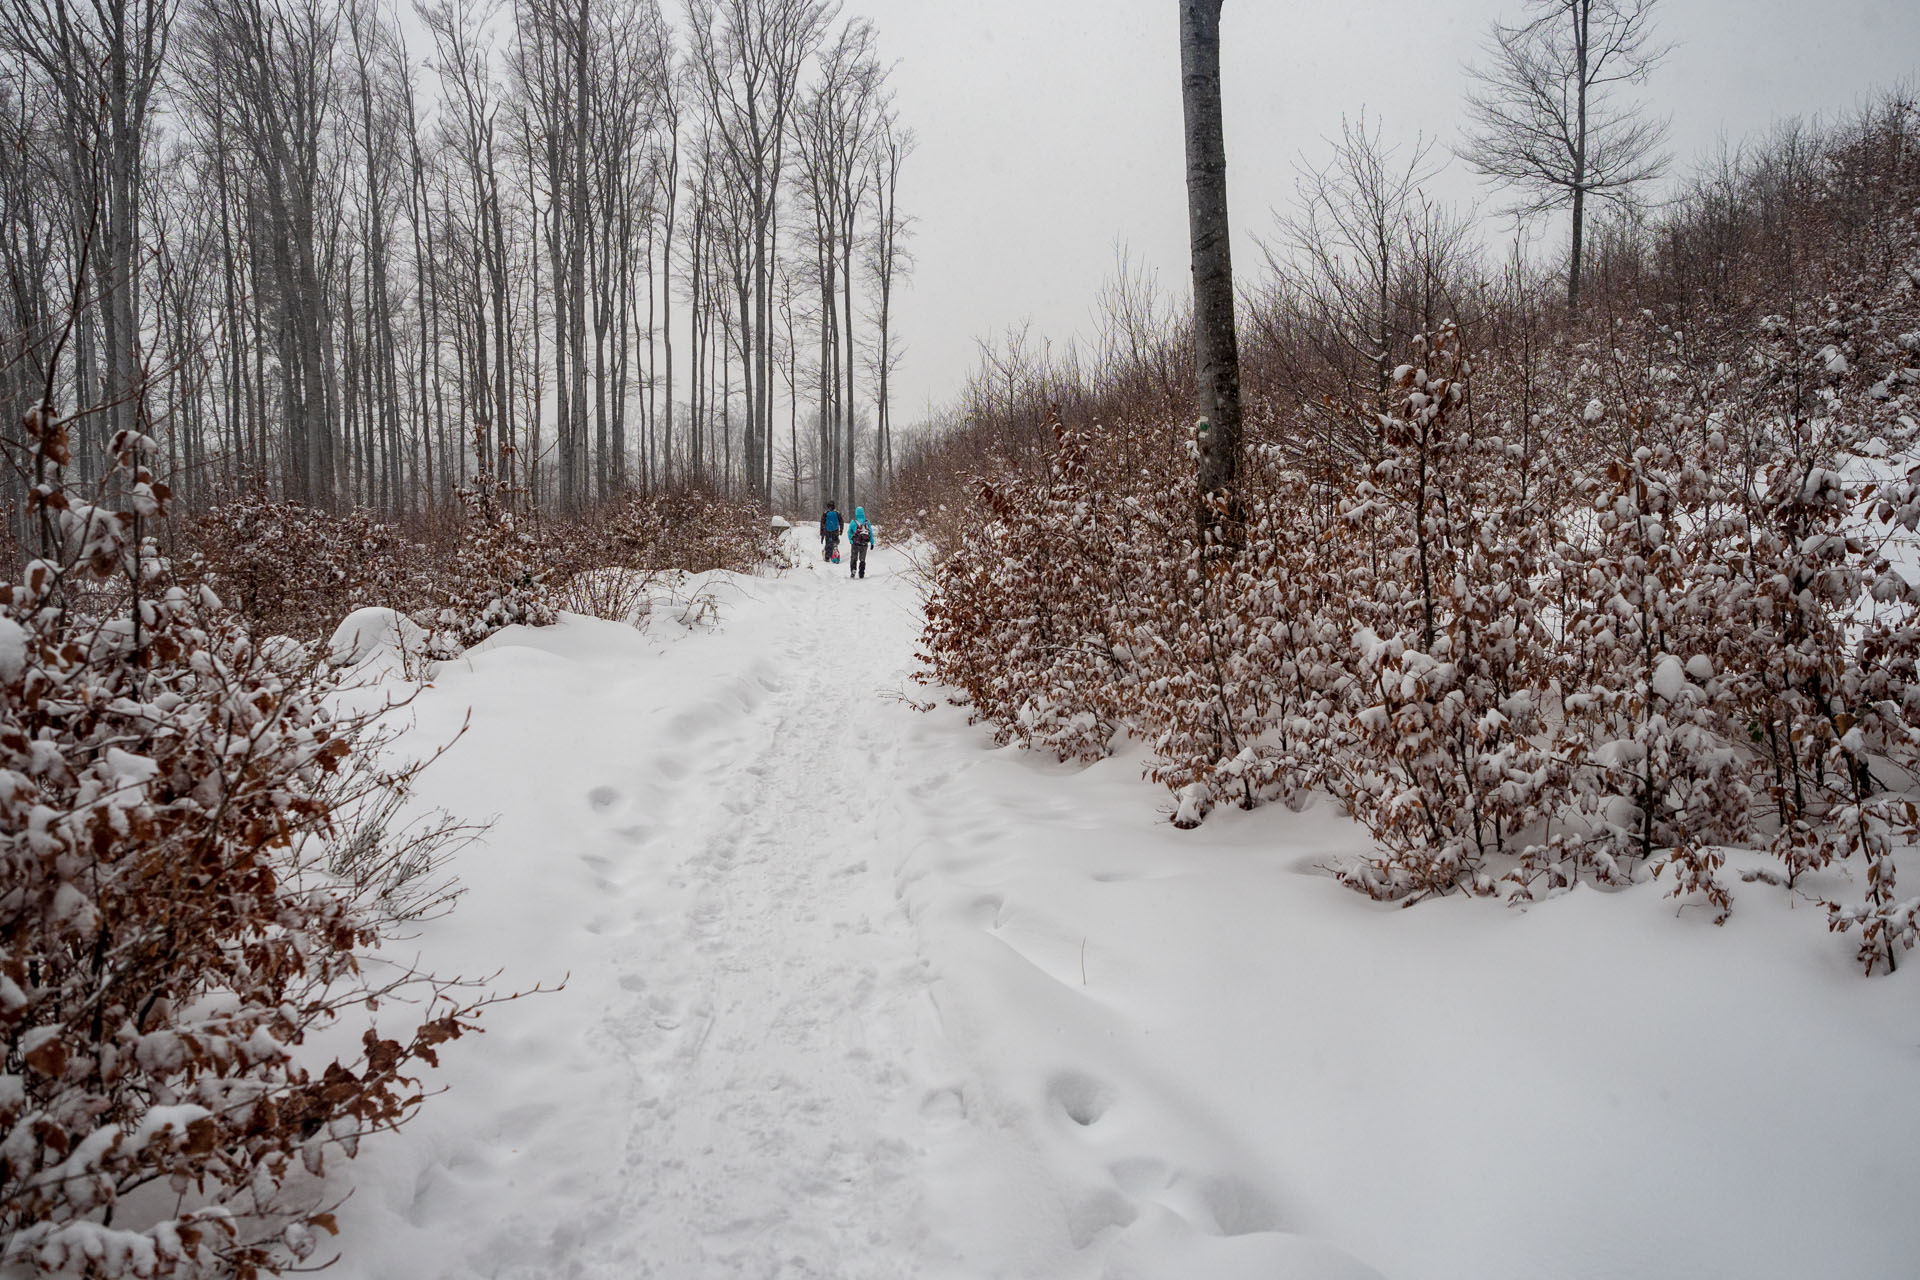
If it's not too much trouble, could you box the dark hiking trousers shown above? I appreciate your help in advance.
[823,531,840,560]
[849,542,867,577]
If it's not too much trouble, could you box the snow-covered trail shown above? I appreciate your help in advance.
[573,562,943,1276]
[333,540,958,1277]
[332,532,1920,1280]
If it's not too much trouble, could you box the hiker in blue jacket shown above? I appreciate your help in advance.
[820,500,842,561]
[847,507,874,579]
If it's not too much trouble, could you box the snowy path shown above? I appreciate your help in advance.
[335,543,952,1278]
[573,574,934,1276]
[332,535,1920,1280]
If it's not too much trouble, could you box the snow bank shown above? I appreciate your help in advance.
[891,713,1920,1280]
[327,607,430,671]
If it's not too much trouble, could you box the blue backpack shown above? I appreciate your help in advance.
[823,510,842,533]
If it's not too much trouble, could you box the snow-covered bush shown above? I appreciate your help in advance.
[1142,456,1341,825]
[421,438,558,657]
[916,93,1920,971]
[920,413,1142,763]
[177,490,426,643]
[546,489,781,626]
[1,411,487,1273]
[175,442,782,655]
[1321,329,1558,897]
[1532,441,1747,917]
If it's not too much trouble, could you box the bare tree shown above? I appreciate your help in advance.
[689,0,824,503]
[1458,0,1670,309]
[420,0,516,497]
[865,106,913,490]
[180,0,345,507]
[1266,112,1480,480]
[648,16,683,488]
[1180,0,1242,551]
[0,0,912,528]
[0,0,172,483]
[1274,114,1442,411]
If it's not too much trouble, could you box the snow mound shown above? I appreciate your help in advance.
[1650,653,1690,703]
[328,607,429,669]
[0,615,25,681]
[258,634,311,669]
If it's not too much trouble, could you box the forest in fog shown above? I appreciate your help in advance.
[0,0,911,533]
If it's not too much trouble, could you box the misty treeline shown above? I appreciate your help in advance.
[905,94,1920,973]
[0,0,913,543]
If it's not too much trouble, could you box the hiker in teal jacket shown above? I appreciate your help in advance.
[847,507,874,578]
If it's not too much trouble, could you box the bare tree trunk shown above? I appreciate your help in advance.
[1568,0,1590,309]
[841,204,856,515]
[1180,0,1243,548]
[568,0,589,508]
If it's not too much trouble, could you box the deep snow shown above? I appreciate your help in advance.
[328,533,1920,1280]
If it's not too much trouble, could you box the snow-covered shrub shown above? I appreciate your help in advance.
[1323,329,1559,898]
[1,411,487,1274]
[586,488,780,577]
[1144,459,1340,825]
[546,489,780,626]
[179,474,778,654]
[1539,442,1749,916]
[637,489,783,576]
[324,768,475,927]
[421,441,557,657]
[921,413,1139,763]
[556,566,660,626]
[916,94,1920,969]
[177,489,425,643]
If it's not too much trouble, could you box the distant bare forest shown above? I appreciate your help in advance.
[0,0,913,534]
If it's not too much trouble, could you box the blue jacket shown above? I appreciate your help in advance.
[849,507,874,546]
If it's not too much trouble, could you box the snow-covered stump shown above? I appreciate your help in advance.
[329,607,433,673]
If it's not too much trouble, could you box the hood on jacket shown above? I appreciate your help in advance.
[854,507,866,522]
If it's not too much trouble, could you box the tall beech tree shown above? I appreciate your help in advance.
[1179,0,1243,553]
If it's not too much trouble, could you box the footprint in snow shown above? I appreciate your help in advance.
[965,893,1007,930]
[1067,1188,1138,1248]
[1047,1069,1116,1128]
[919,1086,967,1124]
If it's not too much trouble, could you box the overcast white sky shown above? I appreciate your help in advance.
[847,0,1920,424]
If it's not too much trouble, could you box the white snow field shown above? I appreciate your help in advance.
[330,533,1920,1280]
